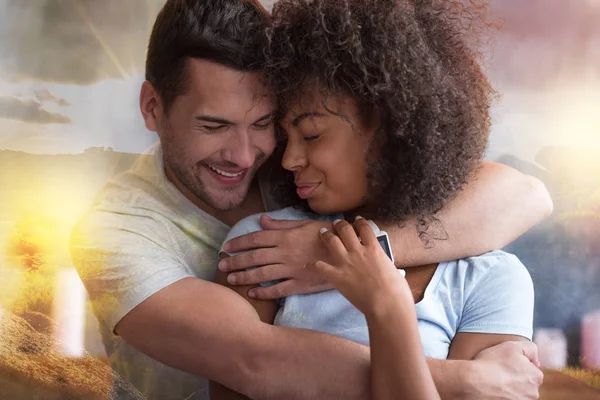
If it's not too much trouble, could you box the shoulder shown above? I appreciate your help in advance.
[92,144,182,217]
[70,204,177,257]
[435,250,533,307]
[446,250,534,315]
[224,207,317,242]
[460,250,532,289]
[449,251,534,338]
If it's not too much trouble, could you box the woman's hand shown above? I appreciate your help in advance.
[306,217,412,316]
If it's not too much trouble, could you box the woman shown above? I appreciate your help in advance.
[211,0,534,398]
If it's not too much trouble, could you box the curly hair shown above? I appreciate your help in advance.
[264,0,496,238]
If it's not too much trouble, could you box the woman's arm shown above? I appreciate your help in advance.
[448,333,530,360]
[377,161,553,267]
[307,218,440,400]
[366,293,441,400]
[214,255,279,325]
[209,254,279,400]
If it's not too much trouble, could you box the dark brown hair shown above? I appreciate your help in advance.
[266,0,495,239]
[145,0,270,113]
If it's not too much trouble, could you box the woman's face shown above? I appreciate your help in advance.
[280,91,376,214]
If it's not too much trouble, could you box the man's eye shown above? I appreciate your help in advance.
[252,121,273,130]
[204,125,227,132]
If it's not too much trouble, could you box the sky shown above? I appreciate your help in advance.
[0,0,599,161]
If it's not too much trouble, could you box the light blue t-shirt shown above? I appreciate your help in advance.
[221,207,535,359]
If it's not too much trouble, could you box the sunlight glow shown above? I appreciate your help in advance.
[65,0,130,79]
[551,89,600,150]
[52,268,87,357]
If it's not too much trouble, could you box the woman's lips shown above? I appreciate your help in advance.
[296,183,320,199]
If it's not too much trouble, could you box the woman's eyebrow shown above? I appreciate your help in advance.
[291,112,327,127]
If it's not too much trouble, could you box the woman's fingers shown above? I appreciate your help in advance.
[332,219,362,252]
[353,216,377,247]
[319,227,348,262]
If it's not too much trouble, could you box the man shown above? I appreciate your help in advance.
[70,1,550,399]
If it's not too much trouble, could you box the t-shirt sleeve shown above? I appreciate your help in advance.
[457,251,534,340]
[70,208,193,335]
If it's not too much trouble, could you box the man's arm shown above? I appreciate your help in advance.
[70,210,370,400]
[378,161,553,267]
[114,277,372,400]
[209,256,278,400]
[449,333,529,361]
[220,162,552,298]
[97,268,542,400]
[428,344,543,400]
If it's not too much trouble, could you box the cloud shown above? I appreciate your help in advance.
[35,89,70,106]
[488,0,600,88]
[0,96,71,124]
[0,0,278,85]
[0,0,160,84]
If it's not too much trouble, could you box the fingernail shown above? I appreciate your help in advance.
[333,219,342,225]
[248,289,256,298]
[355,215,363,221]
[218,259,228,271]
[262,214,272,220]
[227,274,237,284]
[223,242,231,252]
[320,227,329,234]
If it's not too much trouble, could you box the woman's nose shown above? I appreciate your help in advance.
[281,138,307,172]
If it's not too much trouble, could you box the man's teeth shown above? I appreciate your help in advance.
[208,165,243,177]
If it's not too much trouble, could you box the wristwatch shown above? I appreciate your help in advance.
[366,220,406,277]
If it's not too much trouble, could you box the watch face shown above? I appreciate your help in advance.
[377,233,393,261]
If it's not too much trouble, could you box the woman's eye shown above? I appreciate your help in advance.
[304,134,320,142]
[203,125,227,132]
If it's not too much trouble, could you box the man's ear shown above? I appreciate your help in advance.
[140,81,163,133]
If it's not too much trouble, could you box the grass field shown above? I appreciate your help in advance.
[561,368,600,389]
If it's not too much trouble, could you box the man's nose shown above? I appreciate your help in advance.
[222,130,255,169]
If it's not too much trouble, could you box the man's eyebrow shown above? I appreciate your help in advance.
[291,112,327,127]
[195,115,235,125]
[252,113,275,124]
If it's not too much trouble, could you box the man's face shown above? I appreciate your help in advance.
[155,59,276,211]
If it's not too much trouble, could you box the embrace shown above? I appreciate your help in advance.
[71,0,551,399]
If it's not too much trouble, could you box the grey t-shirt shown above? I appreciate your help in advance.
[71,142,271,400]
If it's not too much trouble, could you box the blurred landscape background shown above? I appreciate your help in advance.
[0,0,599,397]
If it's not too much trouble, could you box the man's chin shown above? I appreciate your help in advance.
[204,187,252,211]
[194,165,259,210]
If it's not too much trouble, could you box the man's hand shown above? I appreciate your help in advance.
[466,341,543,400]
[219,215,334,299]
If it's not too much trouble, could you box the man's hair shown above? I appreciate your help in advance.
[145,0,270,113]
[266,0,495,238]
